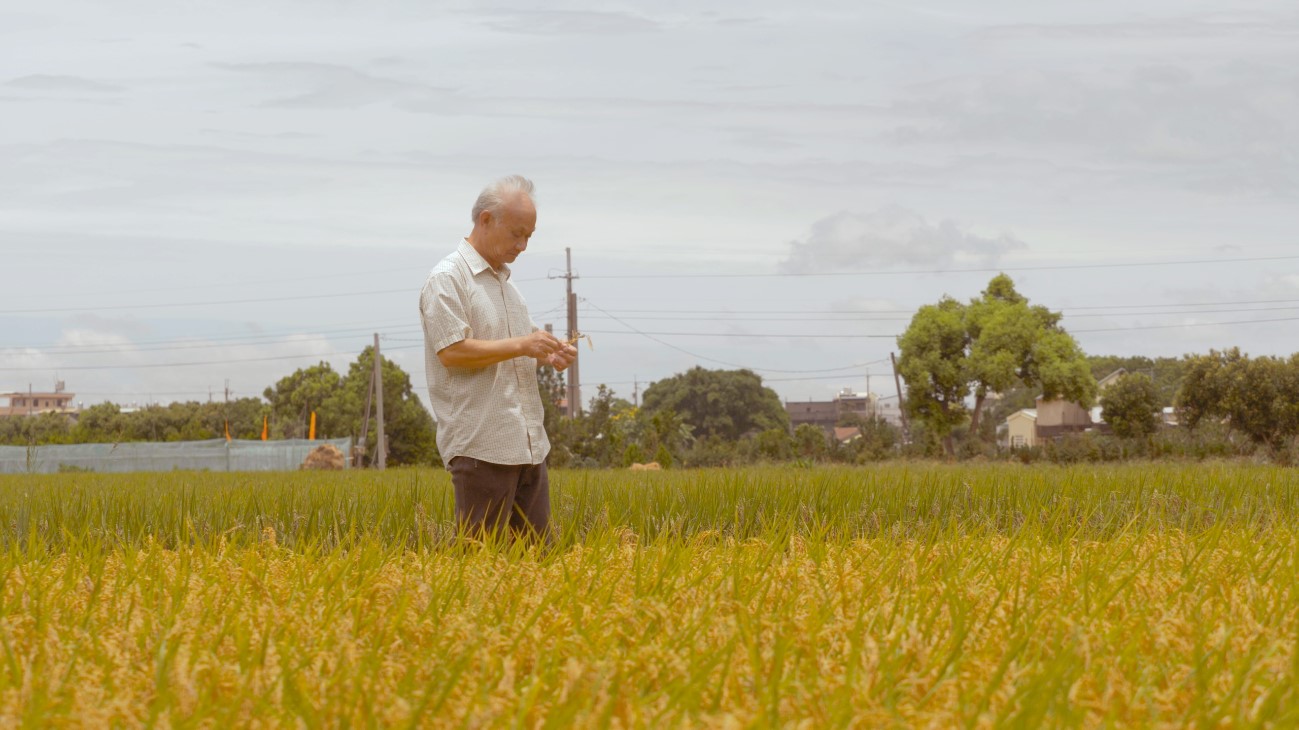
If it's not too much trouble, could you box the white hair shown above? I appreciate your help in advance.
[471,174,536,222]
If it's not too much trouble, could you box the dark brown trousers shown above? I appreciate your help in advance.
[448,456,551,541]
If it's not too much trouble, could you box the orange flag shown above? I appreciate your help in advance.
[309,411,317,441]
[224,419,231,442]
[261,415,268,441]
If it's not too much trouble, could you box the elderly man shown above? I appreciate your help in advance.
[419,175,576,541]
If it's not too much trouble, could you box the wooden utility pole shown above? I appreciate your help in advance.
[890,352,911,442]
[357,362,374,467]
[552,247,582,417]
[373,333,386,470]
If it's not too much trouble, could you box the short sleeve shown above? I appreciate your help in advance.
[420,273,472,353]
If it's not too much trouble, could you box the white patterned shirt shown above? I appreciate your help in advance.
[419,240,550,466]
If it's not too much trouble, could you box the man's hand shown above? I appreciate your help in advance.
[518,330,563,362]
[547,344,578,372]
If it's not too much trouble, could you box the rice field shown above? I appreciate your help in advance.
[1,463,1297,727]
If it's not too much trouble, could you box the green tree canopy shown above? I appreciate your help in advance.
[1177,348,1299,454]
[1087,355,1187,406]
[898,274,1095,452]
[640,367,789,441]
[1101,373,1160,439]
[263,348,438,466]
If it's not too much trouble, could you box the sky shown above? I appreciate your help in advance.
[2,0,1297,415]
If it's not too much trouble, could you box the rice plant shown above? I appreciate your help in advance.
[0,463,1296,726]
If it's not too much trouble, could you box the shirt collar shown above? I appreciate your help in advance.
[458,239,510,279]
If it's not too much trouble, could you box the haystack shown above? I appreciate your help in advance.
[301,444,346,470]
[628,462,661,471]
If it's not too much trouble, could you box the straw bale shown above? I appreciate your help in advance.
[301,444,346,471]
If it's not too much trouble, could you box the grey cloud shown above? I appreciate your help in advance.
[887,63,1299,192]
[979,12,1299,40]
[779,205,1025,273]
[214,62,455,110]
[6,74,123,93]
[472,10,663,35]
[198,128,316,140]
[64,314,155,340]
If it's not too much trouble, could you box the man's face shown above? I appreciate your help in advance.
[482,195,537,270]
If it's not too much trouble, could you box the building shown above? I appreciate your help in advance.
[873,397,906,430]
[0,382,78,417]
[999,369,1127,448]
[1001,408,1038,448]
[787,388,889,435]
[786,399,839,432]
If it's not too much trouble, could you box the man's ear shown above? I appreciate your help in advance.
[478,210,493,228]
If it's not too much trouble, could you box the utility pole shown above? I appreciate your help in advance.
[358,363,374,467]
[890,352,911,443]
[373,333,386,470]
[551,247,582,417]
[632,375,639,408]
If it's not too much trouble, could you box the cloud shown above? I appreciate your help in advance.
[979,12,1299,41]
[213,62,455,110]
[472,10,663,35]
[5,74,123,93]
[778,205,1025,273]
[884,61,1299,195]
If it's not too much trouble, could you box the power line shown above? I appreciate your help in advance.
[1,274,560,316]
[766,373,887,382]
[0,297,564,357]
[583,313,1299,339]
[0,344,422,371]
[581,298,891,372]
[578,254,1299,279]
[580,329,898,339]
[1073,316,1299,333]
[0,288,415,315]
[6,254,1293,316]
[16,265,425,300]
[523,297,1299,314]
[0,318,417,351]
[6,325,424,356]
[8,301,1294,357]
[577,305,1299,322]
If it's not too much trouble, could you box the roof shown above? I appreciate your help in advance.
[833,426,861,443]
[1096,368,1127,389]
[1007,408,1037,421]
[2,392,75,399]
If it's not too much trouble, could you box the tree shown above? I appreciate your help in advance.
[653,443,674,469]
[898,274,1095,453]
[751,428,794,461]
[852,416,900,462]
[1087,355,1187,406]
[641,367,789,442]
[338,347,439,467]
[1101,373,1160,439]
[641,407,693,458]
[1178,348,1299,454]
[264,362,343,439]
[265,348,439,466]
[570,385,635,467]
[897,297,971,454]
[793,423,829,459]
